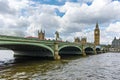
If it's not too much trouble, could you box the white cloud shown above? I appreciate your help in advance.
[0,0,15,15]
[107,22,120,33]
[25,4,60,37]
[8,0,29,11]
[0,0,120,44]
[77,0,94,3]
[0,0,29,36]
[60,0,120,24]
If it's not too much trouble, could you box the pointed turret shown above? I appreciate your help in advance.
[38,29,45,40]
[95,22,99,29]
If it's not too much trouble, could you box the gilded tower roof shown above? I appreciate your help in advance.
[96,22,99,29]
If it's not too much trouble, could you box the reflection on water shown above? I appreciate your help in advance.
[0,50,120,80]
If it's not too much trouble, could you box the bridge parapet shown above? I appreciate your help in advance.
[0,35,55,46]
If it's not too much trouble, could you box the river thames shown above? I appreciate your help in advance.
[0,50,120,80]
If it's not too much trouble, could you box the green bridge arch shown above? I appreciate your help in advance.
[0,42,54,57]
[84,46,94,54]
[58,45,82,55]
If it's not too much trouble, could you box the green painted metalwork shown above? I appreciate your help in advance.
[58,45,82,51]
[0,35,107,58]
[0,38,54,56]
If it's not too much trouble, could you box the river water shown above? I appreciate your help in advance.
[0,50,120,80]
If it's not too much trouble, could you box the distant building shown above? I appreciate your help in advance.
[38,30,45,40]
[112,37,120,48]
[74,37,80,43]
[81,37,87,45]
[94,22,100,46]
[74,37,87,45]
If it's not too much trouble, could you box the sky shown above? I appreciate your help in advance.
[0,0,120,45]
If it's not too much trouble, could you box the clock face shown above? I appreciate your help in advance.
[95,31,98,34]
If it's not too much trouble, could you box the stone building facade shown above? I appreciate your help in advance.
[94,23,100,46]
[74,37,87,45]
[38,30,45,40]
[112,37,120,48]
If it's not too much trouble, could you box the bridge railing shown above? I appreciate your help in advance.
[0,35,101,48]
[0,35,83,45]
[0,35,55,44]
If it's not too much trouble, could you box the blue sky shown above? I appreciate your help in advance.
[0,0,120,44]
[34,0,66,5]
[33,0,78,5]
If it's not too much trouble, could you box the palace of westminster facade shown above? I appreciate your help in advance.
[30,22,120,52]
[74,23,100,45]
[37,23,100,46]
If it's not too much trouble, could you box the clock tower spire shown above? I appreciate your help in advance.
[94,22,100,45]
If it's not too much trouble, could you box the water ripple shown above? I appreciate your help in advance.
[0,52,120,80]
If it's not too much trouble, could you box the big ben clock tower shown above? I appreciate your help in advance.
[94,22,100,45]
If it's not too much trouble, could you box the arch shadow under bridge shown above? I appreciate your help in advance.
[0,42,54,58]
[58,45,82,56]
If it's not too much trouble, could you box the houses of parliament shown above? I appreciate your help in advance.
[37,23,100,46]
[74,23,100,46]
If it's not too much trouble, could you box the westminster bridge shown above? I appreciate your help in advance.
[0,35,107,60]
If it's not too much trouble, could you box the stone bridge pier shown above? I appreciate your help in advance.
[82,45,87,56]
[53,41,102,60]
[53,42,89,60]
[54,42,61,60]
